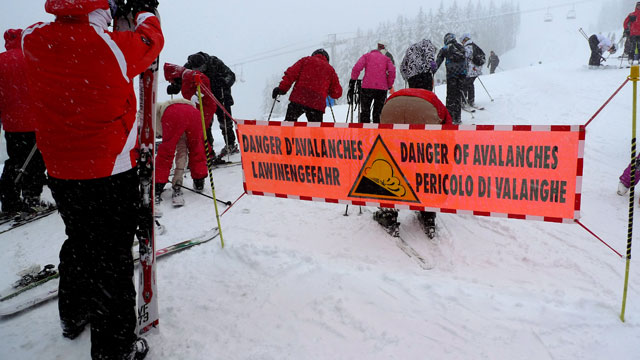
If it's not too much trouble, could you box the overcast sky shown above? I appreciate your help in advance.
[1,0,605,118]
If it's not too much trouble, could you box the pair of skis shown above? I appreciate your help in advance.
[0,206,57,236]
[0,229,219,317]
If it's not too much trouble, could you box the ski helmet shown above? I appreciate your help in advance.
[312,48,329,62]
[461,33,471,42]
[444,33,456,45]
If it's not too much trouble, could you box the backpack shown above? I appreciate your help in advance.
[448,42,466,63]
[471,43,486,66]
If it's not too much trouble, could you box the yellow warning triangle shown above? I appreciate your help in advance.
[348,135,420,203]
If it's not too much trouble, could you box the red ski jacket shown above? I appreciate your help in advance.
[163,63,215,127]
[0,29,37,133]
[22,0,164,180]
[625,9,640,37]
[382,88,451,125]
[278,53,342,112]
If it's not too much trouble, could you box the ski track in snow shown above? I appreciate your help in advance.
[3,4,640,359]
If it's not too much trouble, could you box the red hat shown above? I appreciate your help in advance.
[45,0,109,17]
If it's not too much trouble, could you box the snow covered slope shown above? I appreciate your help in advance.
[2,7,640,360]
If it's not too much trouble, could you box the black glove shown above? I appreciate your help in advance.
[167,82,181,95]
[272,87,283,99]
[625,28,631,37]
[347,79,356,104]
[131,0,159,15]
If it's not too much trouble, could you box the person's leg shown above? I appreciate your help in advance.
[303,107,324,122]
[171,135,188,189]
[468,76,477,106]
[588,35,601,66]
[155,113,183,185]
[184,112,209,181]
[359,88,374,123]
[371,89,388,124]
[20,132,46,204]
[218,99,236,150]
[0,132,23,212]
[284,102,306,122]
[446,77,462,124]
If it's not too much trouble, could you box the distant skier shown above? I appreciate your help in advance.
[487,51,500,74]
[460,33,485,108]
[624,2,640,64]
[400,38,438,91]
[374,88,451,237]
[588,33,616,68]
[184,52,238,156]
[349,43,396,123]
[154,99,208,209]
[272,49,342,122]
[21,0,163,358]
[0,28,47,216]
[435,33,467,124]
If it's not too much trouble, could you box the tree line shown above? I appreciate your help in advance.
[262,0,521,118]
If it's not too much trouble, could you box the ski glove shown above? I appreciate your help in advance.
[272,87,284,99]
[347,79,356,104]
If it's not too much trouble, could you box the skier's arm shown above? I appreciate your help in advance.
[386,59,396,90]
[112,12,164,79]
[328,70,343,100]
[278,57,304,93]
[350,55,366,80]
[435,48,445,71]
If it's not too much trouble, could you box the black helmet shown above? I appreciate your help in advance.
[444,33,456,45]
[187,53,207,71]
[312,48,330,62]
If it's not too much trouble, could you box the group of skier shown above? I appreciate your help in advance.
[269,34,492,236]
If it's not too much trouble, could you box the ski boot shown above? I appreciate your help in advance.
[172,186,185,207]
[417,211,436,239]
[618,181,630,196]
[13,264,57,288]
[193,178,205,192]
[374,209,400,237]
[219,142,239,157]
[154,192,163,218]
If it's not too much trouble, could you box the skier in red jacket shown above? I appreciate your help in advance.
[22,0,163,358]
[624,2,640,64]
[272,49,342,122]
[0,29,47,215]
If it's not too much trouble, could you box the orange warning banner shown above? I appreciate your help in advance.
[237,122,585,221]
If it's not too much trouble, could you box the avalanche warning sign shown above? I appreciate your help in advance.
[348,135,419,203]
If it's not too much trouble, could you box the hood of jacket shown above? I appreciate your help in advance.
[4,29,22,51]
[45,0,108,17]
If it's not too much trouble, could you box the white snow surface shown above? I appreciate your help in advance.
[3,6,640,360]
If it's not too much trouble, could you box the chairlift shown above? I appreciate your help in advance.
[544,9,553,23]
[235,65,246,83]
[567,5,576,20]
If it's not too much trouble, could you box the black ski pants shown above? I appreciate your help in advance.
[461,76,477,106]
[588,35,602,66]
[0,131,46,212]
[445,76,465,123]
[628,35,640,60]
[49,168,139,359]
[213,97,235,147]
[359,88,388,123]
[284,101,324,122]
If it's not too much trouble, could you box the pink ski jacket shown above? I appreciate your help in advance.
[350,50,396,90]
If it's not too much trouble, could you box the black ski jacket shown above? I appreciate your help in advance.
[185,52,236,105]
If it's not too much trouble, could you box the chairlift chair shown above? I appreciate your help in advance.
[567,9,576,20]
[544,10,553,23]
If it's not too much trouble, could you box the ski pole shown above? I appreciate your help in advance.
[195,74,224,248]
[578,28,589,41]
[477,77,494,102]
[14,143,38,184]
[621,65,639,322]
[178,184,231,206]
[267,96,278,121]
[329,102,336,123]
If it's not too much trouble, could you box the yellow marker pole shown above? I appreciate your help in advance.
[621,65,639,322]
[195,75,225,248]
